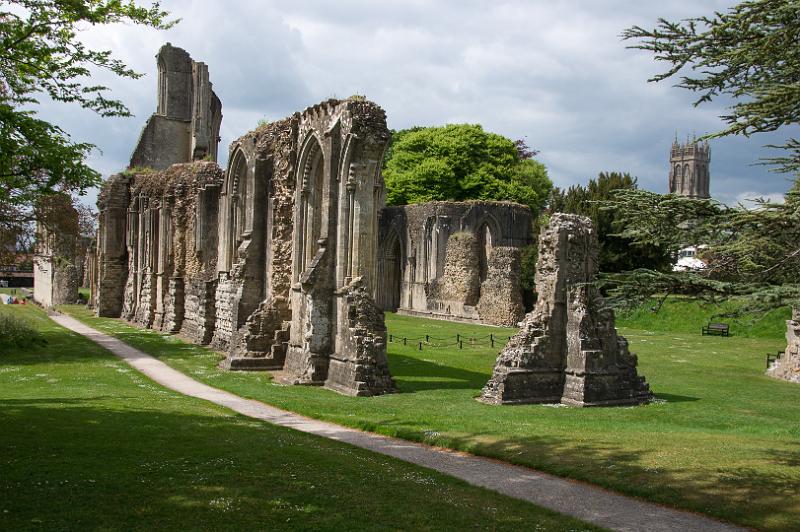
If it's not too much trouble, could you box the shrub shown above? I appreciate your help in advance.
[0,314,47,351]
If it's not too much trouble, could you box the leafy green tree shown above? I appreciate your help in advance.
[383,124,552,213]
[623,0,800,173]
[0,0,174,262]
[548,172,673,273]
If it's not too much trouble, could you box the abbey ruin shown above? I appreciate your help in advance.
[93,44,650,402]
[33,195,81,308]
[95,44,395,396]
[480,214,652,406]
[768,309,800,384]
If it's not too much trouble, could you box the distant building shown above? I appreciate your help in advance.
[669,138,710,198]
[673,245,707,272]
[0,255,34,288]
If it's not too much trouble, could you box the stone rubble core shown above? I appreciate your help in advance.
[377,201,532,327]
[480,213,652,407]
[767,308,800,383]
[94,44,396,398]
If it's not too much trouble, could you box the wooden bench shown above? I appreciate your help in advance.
[702,322,730,336]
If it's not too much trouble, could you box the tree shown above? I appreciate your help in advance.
[548,172,673,273]
[623,0,800,173]
[604,1,800,314]
[0,0,174,262]
[383,124,552,213]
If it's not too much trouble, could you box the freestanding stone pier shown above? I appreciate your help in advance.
[480,213,652,406]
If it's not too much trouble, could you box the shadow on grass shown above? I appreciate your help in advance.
[362,417,799,532]
[0,402,598,532]
[388,353,489,392]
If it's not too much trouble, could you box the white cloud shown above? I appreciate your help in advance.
[26,0,798,208]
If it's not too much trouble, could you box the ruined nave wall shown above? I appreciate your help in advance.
[377,200,532,326]
[96,162,223,344]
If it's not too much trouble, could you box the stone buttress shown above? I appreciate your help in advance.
[480,213,652,406]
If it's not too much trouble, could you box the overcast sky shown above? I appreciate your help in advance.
[38,0,800,207]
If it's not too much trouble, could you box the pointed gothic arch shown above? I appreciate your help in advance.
[295,134,325,279]
[223,148,249,271]
[377,226,404,311]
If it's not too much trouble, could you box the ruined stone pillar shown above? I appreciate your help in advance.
[767,308,800,383]
[480,214,652,406]
[96,174,130,317]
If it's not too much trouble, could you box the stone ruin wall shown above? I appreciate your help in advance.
[98,163,223,344]
[33,195,81,308]
[213,117,298,369]
[377,201,531,327]
[95,91,397,397]
[282,99,396,396]
[768,309,800,383]
[130,43,222,170]
[480,213,652,406]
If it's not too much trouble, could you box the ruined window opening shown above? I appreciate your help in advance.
[423,219,434,283]
[226,151,248,269]
[157,57,167,115]
[478,223,493,284]
[300,140,324,274]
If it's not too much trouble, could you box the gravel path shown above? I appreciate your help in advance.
[52,313,745,532]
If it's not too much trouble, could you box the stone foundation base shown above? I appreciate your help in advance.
[479,368,563,405]
[325,355,397,397]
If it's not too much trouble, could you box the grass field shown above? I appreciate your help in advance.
[0,304,598,531]
[59,302,800,531]
[616,296,792,339]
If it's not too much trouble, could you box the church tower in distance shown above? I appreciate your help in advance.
[669,137,710,199]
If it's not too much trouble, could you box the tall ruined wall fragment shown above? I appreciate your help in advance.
[282,98,396,396]
[95,162,223,346]
[213,117,299,369]
[377,200,532,326]
[129,43,222,170]
[33,194,81,308]
[480,214,652,406]
[96,174,131,316]
[768,309,800,383]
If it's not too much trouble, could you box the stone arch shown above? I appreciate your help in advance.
[224,148,249,270]
[296,134,326,279]
[377,226,403,311]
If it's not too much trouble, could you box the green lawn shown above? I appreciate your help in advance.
[616,296,792,339]
[60,304,800,531]
[0,304,598,531]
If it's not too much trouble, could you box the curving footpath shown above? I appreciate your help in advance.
[51,314,744,532]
